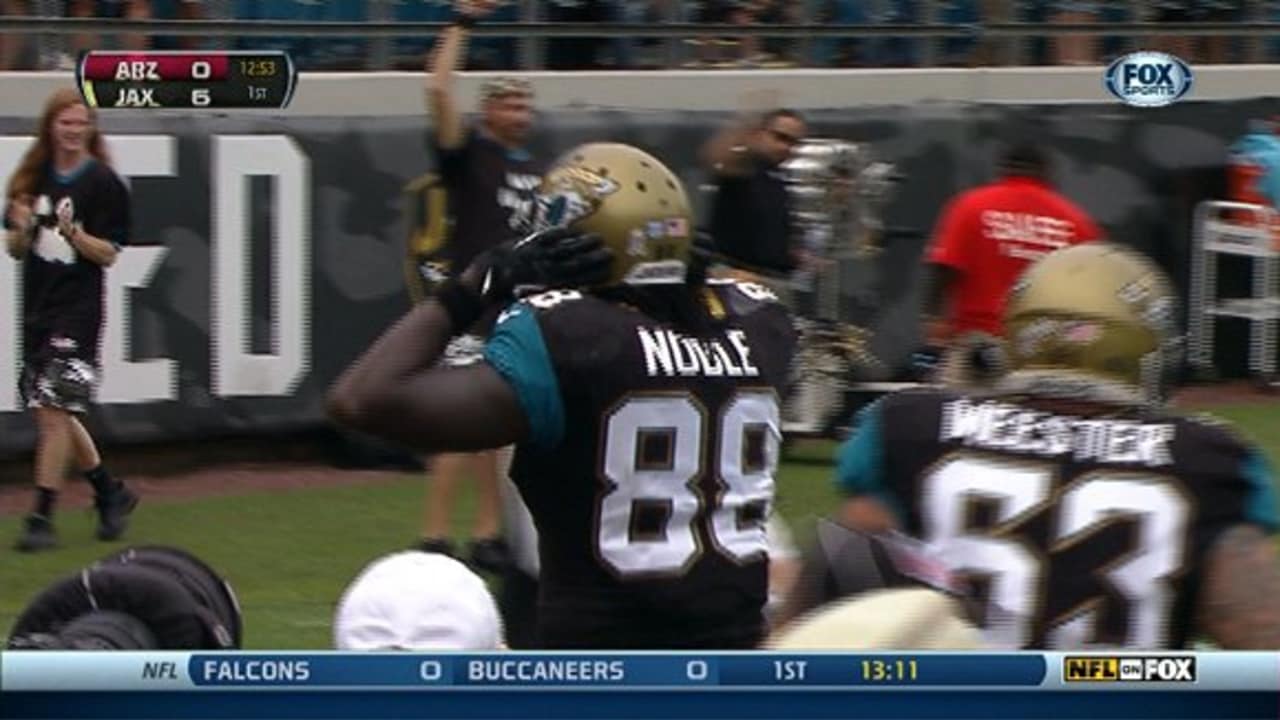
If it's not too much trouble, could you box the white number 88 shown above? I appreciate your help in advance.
[596,391,779,578]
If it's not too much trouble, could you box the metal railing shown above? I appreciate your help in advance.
[6,11,1280,71]
[5,17,1280,38]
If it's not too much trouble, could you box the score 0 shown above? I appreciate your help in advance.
[190,59,213,107]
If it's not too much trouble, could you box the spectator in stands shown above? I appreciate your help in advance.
[5,88,139,552]
[1051,0,1099,65]
[334,551,504,650]
[814,0,869,67]
[702,101,808,286]
[920,142,1102,388]
[418,0,543,569]
[1152,0,1196,62]
[54,0,204,69]
[610,0,668,69]
[65,0,150,64]
[149,0,210,52]
[0,0,38,70]
[547,0,610,69]
[1197,0,1241,64]
[689,0,735,66]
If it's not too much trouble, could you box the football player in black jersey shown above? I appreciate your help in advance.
[834,242,1280,649]
[5,88,138,552]
[329,143,798,649]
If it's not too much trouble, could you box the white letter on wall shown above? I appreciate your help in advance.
[98,135,176,403]
[0,137,28,413]
[212,135,310,397]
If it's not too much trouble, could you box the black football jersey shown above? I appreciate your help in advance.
[483,279,797,649]
[836,387,1279,650]
[11,159,130,363]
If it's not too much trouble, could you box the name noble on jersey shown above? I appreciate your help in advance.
[942,399,1175,466]
[639,327,759,378]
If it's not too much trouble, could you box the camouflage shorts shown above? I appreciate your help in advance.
[439,334,486,368]
[20,355,99,414]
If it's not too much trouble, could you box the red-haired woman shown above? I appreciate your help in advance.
[5,87,137,552]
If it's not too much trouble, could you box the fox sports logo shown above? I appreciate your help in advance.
[1104,52,1193,108]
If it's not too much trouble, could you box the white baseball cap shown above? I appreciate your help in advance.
[334,551,504,651]
[766,588,984,650]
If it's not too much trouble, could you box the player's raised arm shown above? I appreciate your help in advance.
[427,0,495,151]
[326,228,611,453]
[701,89,781,177]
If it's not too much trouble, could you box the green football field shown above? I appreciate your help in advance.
[0,403,1276,649]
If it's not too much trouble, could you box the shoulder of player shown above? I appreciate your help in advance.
[510,288,602,315]
[882,385,958,413]
[499,289,621,332]
[857,386,954,422]
[1166,410,1260,453]
[706,277,787,313]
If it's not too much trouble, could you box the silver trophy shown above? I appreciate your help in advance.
[780,138,903,436]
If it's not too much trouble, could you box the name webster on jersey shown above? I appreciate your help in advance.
[942,399,1175,466]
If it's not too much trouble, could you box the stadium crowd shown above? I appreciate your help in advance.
[0,0,1276,71]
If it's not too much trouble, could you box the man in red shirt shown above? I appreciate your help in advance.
[921,143,1102,387]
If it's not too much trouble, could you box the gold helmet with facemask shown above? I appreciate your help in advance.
[1002,242,1181,406]
[526,143,693,287]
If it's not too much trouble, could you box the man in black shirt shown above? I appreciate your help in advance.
[418,0,543,570]
[703,107,807,284]
[6,88,138,552]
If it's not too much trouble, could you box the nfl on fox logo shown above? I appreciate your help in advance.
[1064,656,1196,682]
[1104,52,1193,108]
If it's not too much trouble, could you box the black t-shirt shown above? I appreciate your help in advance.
[10,159,130,363]
[431,129,543,272]
[708,153,795,276]
[486,279,798,649]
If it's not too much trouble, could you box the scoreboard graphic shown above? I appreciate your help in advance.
[75,51,297,110]
[1,651,1278,719]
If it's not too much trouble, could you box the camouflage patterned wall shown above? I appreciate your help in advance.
[0,98,1275,457]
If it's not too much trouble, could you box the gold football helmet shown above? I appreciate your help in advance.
[529,143,693,286]
[1002,242,1180,405]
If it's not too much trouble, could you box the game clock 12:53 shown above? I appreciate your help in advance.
[861,659,919,682]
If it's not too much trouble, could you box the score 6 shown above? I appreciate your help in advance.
[192,88,211,107]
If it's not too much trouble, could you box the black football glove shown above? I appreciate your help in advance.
[476,227,613,304]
